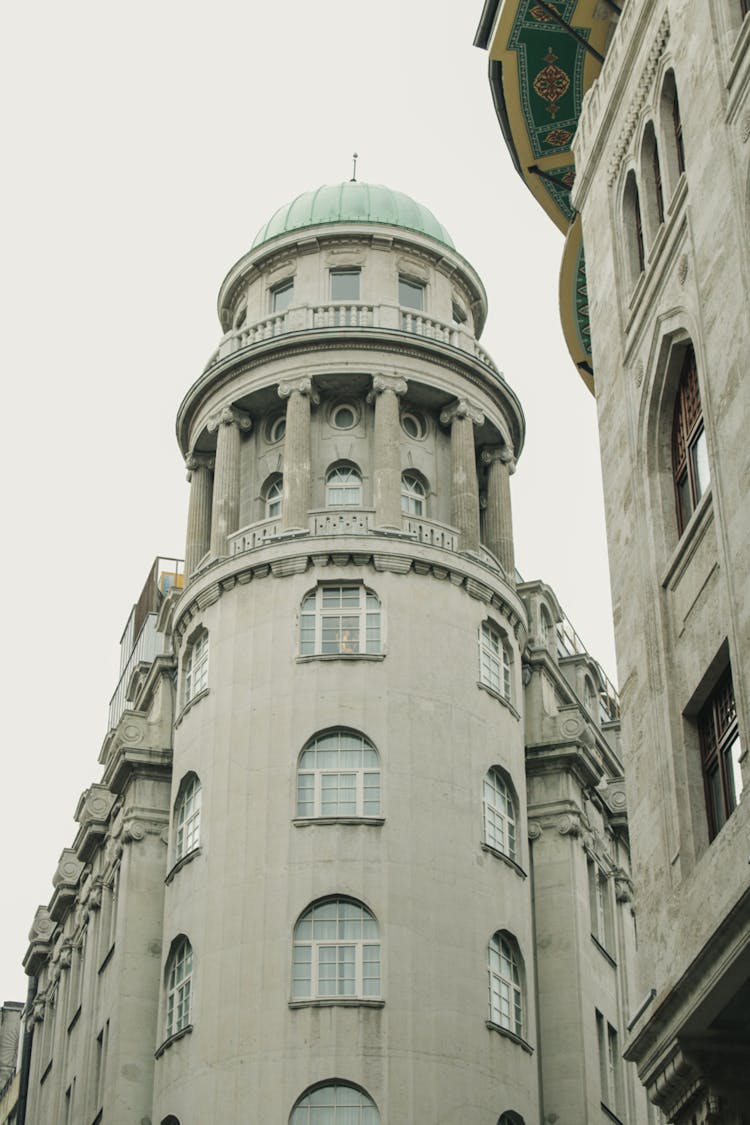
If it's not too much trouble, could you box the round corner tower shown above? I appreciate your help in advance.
[158,182,535,1122]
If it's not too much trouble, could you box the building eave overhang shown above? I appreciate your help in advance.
[479,0,613,390]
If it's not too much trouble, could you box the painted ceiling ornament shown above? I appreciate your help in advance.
[533,47,571,119]
[545,128,573,146]
[530,2,562,21]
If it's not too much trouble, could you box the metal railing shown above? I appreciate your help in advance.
[555,614,620,722]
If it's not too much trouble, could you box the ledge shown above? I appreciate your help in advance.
[67,1006,81,1034]
[591,934,617,969]
[155,1024,193,1059]
[289,998,384,1010]
[293,817,385,828]
[174,688,210,728]
[485,1020,534,1054]
[477,681,521,720]
[97,944,115,975]
[165,846,203,884]
[480,843,527,879]
[661,486,714,590]
[296,653,385,664]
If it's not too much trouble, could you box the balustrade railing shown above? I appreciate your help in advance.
[310,508,375,535]
[400,311,459,346]
[312,303,373,328]
[230,517,282,554]
[401,516,459,552]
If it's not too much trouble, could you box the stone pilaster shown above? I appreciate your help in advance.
[185,452,214,578]
[207,406,252,557]
[481,444,516,578]
[368,372,408,527]
[440,399,484,552]
[278,376,319,529]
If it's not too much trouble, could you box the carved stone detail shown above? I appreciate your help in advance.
[607,13,670,184]
[557,812,582,837]
[52,849,84,889]
[367,372,408,401]
[28,906,54,943]
[278,375,320,404]
[527,821,543,841]
[207,405,252,433]
[440,398,485,427]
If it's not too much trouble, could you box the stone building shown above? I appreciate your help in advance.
[17,183,646,1123]
[476,2,750,1122]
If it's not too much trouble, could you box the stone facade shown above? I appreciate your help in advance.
[568,2,750,1122]
[16,190,646,1123]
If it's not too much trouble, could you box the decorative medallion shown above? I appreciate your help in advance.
[545,128,573,146]
[533,48,571,119]
[530,2,561,19]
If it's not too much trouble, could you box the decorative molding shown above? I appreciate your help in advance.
[277,375,320,404]
[75,784,116,828]
[527,820,543,841]
[607,13,671,185]
[207,405,252,433]
[367,372,408,401]
[481,442,516,474]
[185,451,215,478]
[557,811,583,837]
[677,255,688,286]
[440,398,485,427]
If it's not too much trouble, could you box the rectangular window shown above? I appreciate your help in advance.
[588,860,613,953]
[597,1011,621,1113]
[699,667,742,840]
[398,276,424,311]
[331,269,360,301]
[271,279,294,312]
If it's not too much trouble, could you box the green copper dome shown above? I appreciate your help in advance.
[251,182,455,250]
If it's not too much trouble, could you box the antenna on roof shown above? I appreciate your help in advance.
[350,152,358,182]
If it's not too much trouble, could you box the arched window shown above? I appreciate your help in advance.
[498,1115,525,1125]
[624,170,645,279]
[264,475,283,519]
[161,1117,181,1125]
[488,932,523,1037]
[300,585,381,656]
[292,899,380,1001]
[184,629,209,703]
[297,730,380,819]
[400,472,426,516]
[165,937,193,1037]
[290,1082,380,1123]
[174,774,202,861]
[659,70,685,192]
[539,605,554,653]
[584,676,597,718]
[483,768,517,861]
[641,121,664,237]
[672,347,709,532]
[326,464,362,506]
[479,621,512,702]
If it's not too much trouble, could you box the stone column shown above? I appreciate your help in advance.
[481,444,516,578]
[278,376,319,530]
[207,406,252,557]
[184,452,214,578]
[440,399,484,552]
[369,372,408,527]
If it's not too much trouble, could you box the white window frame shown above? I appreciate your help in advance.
[400,472,426,516]
[483,768,517,861]
[480,621,511,702]
[488,932,523,1037]
[184,630,209,703]
[290,1083,380,1123]
[265,476,283,519]
[330,268,361,301]
[297,731,381,819]
[165,937,193,1037]
[271,278,294,312]
[292,899,381,1001]
[398,275,425,311]
[175,774,202,862]
[326,464,362,506]
[300,585,381,657]
[588,860,613,952]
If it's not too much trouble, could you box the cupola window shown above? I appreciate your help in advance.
[272,279,294,313]
[398,276,424,311]
[331,269,361,301]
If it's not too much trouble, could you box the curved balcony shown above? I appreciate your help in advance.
[203,301,498,374]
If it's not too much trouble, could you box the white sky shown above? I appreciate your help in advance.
[0,0,616,1003]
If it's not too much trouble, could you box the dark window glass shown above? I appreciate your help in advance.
[398,276,424,311]
[671,347,709,533]
[698,668,743,840]
[272,280,294,312]
[331,269,361,301]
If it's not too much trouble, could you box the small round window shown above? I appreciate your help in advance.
[332,403,358,430]
[267,415,286,443]
[401,411,426,440]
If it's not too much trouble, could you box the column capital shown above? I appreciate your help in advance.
[278,375,320,404]
[207,405,252,434]
[481,443,516,475]
[367,373,408,403]
[440,398,485,428]
[185,451,215,478]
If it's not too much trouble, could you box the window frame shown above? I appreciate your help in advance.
[400,472,426,516]
[165,937,193,1038]
[479,621,512,703]
[300,584,382,657]
[326,463,362,506]
[264,475,283,519]
[184,629,209,704]
[698,667,742,840]
[488,932,523,1038]
[292,899,381,1002]
[398,275,425,311]
[330,268,361,302]
[290,1082,380,1123]
[671,347,709,534]
[296,730,381,820]
[174,774,202,863]
[483,767,517,862]
[271,278,294,313]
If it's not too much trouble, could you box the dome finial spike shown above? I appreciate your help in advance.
[350,152,358,182]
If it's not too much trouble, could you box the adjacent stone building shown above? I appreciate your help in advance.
[16,183,648,1123]
[476,2,750,1122]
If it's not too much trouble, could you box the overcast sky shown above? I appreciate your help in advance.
[0,0,616,1003]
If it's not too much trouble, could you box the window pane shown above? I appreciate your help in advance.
[272,280,294,311]
[399,277,424,310]
[691,428,710,499]
[726,732,744,809]
[331,270,360,300]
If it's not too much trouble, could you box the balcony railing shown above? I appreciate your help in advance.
[108,613,169,731]
[203,302,498,374]
[555,615,620,722]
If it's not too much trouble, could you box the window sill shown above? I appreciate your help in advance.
[174,688,210,728]
[485,1021,534,1054]
[601,1103,625,1125]
[297,653,385,664]
[154,1024,193,1059]
[293,817,385,828]
[67,1006,82,1034]
[97,944,115,975]
[477,681,520,720]
[591,934,617,969]
[481,843,527,879]
[165,846,203,885]
[661,485,713,590]
[289,999,385,1010]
